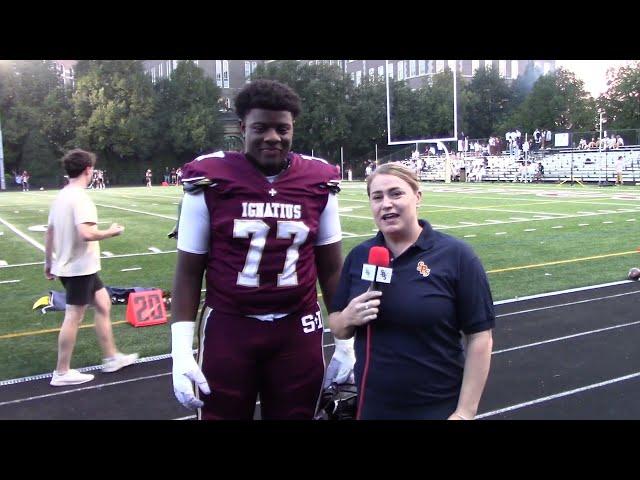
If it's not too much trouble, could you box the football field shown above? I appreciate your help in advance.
[1,181,639,381]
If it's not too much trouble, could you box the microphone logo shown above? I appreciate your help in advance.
[361,264,377,281]
[375,266,392,284]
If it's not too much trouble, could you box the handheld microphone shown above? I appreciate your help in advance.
[361,246,392,290]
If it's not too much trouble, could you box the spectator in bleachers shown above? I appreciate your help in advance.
[534,162,544,183]
[588,137,598,149]
[543,129,552,149]
[488,136,496,156]
[616,135,624,149]
[522,136,530,159]
[533,128,541,150]
[578,138,588,150]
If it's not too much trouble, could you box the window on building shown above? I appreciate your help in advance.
[351,72,356,82]
[245,61,251,81]
[369,67,374,78]
[436,60,444,73]
[485,60,492,70]
[543,62,551,75]
[252,61,257,73]
[159,62,163,77]
[194,60,199,66]
[378,65,384,77]
[409,60,417,77]
[499,60,507,77]
[388,63,393,79]
[472,60,480,74]
[215,60,222,87]
[397,61,404,80]
[173,60,178,70]
[355,70,362,86]
[511,60,518,78]
[419,60,426,75]
[222,60,229,88]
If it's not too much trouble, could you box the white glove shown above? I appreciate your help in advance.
[324,337,355,388]
[171,321,211,409]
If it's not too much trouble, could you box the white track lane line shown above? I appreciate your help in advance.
[0,373,170,407]
[476,371,640,419]
[492,319,640,355]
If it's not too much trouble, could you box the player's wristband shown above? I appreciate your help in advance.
[171,321,196,356]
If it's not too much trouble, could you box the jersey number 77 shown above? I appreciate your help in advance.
[233,219,310,288]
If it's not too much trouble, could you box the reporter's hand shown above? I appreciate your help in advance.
[171,322,211,409]
[344,290,382,327]
[324,337,355,388]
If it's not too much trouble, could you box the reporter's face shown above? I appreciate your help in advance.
[369,174,421,236]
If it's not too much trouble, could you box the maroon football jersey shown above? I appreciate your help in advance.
[182,151,340,316]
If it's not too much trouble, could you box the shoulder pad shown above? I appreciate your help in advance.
[182,177,217,194]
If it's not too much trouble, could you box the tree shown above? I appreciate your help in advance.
[73,60,157,183]
[463,66,514,138]
[154,61,224,164]
[251,61,353,162]
[512,67,596,133]
[0,60,71,186]
[598,61,640,130]
[345,77,388,161]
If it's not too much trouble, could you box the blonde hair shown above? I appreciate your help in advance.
[366,162,420,196]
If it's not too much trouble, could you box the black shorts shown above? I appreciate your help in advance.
[59,273,105,306]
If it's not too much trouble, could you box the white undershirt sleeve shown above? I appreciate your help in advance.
[315,192,342,246]
[176,191,210,254]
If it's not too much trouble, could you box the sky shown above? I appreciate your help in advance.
[555,60,637,97]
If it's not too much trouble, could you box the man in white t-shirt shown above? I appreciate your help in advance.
[615,155,624,186]
[45,149,138,386]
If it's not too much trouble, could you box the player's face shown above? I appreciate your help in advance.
[369,174,421,237]
[241,109,294,175]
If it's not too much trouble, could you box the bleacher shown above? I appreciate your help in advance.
[410,146,640,184]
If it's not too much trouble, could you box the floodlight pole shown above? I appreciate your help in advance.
[0,115,5,190]
[340,146,344,181]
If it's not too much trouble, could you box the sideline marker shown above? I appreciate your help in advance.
[126,290,167,327]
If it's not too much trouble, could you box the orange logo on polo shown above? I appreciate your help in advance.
[417,261,430,277]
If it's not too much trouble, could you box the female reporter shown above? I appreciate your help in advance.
[328,163,494,420]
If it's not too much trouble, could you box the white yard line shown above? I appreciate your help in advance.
[0,250,178,269]
[94,203,177,220]
[0,216,45,251]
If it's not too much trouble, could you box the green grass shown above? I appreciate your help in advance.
[1,182,639,380]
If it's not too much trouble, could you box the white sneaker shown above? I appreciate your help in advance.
[50,369,95,387]
[102,352,139,373]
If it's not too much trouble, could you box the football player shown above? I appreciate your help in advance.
[170,79,354,419]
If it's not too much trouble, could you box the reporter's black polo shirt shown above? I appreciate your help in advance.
[331,220,495,419]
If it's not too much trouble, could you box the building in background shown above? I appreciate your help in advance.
[52,60,77,88]
[342,60,555,88]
